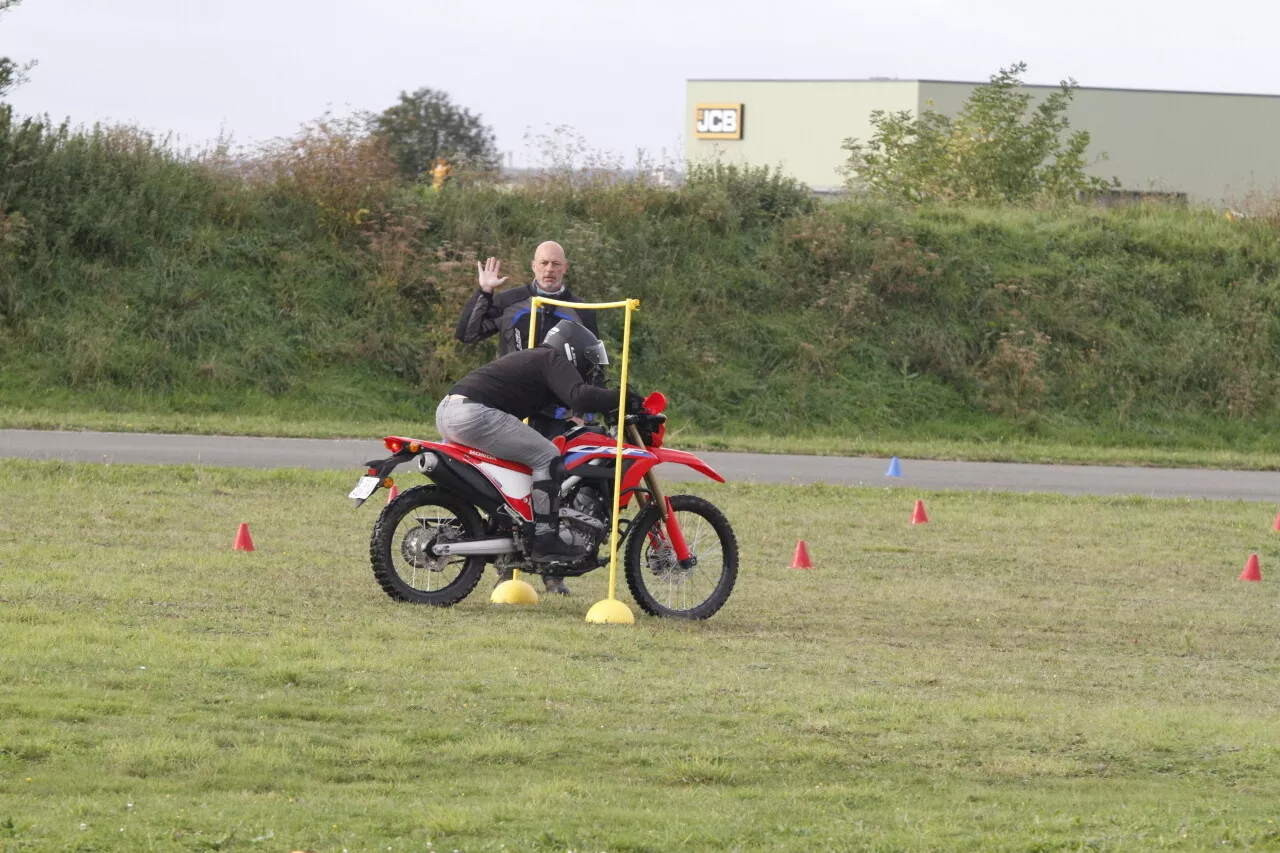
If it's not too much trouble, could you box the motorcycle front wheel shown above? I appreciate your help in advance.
[370,485,487,606]
[624,494,739,619]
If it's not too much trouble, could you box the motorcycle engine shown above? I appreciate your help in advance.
[560,485,608,553]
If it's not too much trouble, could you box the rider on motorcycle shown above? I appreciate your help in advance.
[435,320,642,565]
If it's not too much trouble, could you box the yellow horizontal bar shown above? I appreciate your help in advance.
[531,297,640,311]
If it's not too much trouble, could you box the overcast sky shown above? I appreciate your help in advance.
[4,0,1277,167]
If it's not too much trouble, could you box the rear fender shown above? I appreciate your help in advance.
[363,448,420,482]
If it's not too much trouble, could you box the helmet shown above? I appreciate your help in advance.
[541,320,609,378]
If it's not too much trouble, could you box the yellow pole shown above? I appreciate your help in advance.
[528,297,637,311]
[491,294,640,622]
[506,296,636,589]
[528,295,640,599]
[604,299,640,601]
[513,300,543,587]
[526,298,539,354]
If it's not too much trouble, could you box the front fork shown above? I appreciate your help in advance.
[627,424,693,565]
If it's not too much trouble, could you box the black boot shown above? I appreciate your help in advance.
[542,575,572,596]
[529,479,586,564]
[531,531,587,564]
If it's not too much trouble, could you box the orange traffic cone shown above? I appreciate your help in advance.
[790,540,814,569]
[1240,553,1262,582]
[1272,510,1280,532]
[386,483,400,503]
[233,522,255,552]
[911,499,929,524]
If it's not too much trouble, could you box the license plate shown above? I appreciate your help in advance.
[348,476,381,501]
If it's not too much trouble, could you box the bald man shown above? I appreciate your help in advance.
[454,241,601,595]
[455,241,599,358]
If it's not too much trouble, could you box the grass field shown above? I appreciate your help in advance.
[2,459,1280,852]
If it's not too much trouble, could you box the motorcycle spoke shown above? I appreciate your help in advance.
[370,485,487,607]
[392,509,467,593]
[624,493,738,619]
[648,512,720,608]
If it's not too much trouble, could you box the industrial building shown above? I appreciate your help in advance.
[685,79,1280,203]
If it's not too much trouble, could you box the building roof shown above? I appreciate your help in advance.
[686,79,1280,100]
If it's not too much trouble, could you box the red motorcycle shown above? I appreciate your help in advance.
[348,392,739,619]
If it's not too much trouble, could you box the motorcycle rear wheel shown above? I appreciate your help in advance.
[370,485,487,606]
[624,494,738,619]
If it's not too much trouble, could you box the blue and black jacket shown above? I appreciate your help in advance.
[454,281,599,357]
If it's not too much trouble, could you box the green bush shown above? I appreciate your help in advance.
[0,112,463,400]
[685,162,815,229]
[843,63,1117,204]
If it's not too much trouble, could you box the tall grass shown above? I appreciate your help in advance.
[5,107,1280,452]
[0,110,472,402]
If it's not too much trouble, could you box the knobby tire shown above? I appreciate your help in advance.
[623,493,738,619]
[370,485,487,606]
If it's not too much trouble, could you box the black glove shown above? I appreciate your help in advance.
[625,388,647,415]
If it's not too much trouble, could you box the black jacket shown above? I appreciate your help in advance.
[449,348,619,422]
[454,282,599,356]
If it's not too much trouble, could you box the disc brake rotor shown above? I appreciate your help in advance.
[645,537,687,581]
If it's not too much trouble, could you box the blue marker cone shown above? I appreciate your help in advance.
[885,456,903,477]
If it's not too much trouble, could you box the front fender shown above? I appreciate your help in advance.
[650,447,725,483]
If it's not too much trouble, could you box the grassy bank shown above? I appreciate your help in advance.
[5,112,1280,461]
[3,459,1280,850]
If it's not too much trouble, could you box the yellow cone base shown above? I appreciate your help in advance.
[491,579,539,605]
[585,598,635,624]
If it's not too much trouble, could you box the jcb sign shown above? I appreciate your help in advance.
[694,103,744,140]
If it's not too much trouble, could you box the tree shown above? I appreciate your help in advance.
[842,63,1116,204]
[369,88,499,180]
[0,0,33,102]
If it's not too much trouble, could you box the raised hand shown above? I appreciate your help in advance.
[477,257,509,294]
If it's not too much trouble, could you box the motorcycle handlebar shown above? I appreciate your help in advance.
[624,411,667,426]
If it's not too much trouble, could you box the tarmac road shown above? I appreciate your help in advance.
[3,428,1279,502]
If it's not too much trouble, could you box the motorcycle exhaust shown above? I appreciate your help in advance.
[433,537,517,556]
[417,451,439,474]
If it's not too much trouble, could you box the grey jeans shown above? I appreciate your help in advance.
[435,396,561,478]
